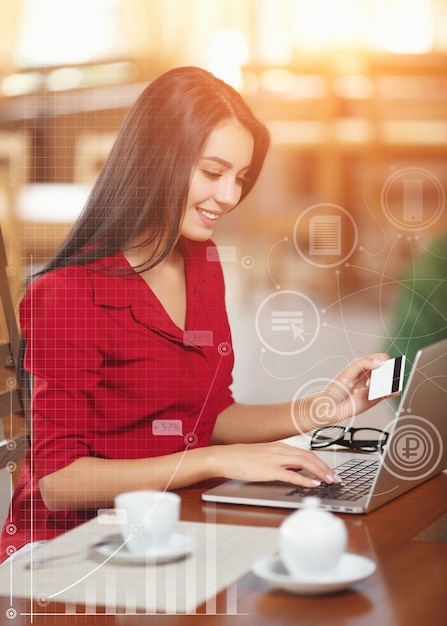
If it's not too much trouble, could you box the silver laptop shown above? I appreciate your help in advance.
[202,338,447,514]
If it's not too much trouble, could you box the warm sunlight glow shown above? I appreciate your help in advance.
[208,29,248,89]
[291,0,366,51]
[15,0,126,67]
[369,0,433,53]
[12,0,441,72]
[255,0,437,56]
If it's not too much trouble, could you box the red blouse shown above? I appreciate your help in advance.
[1,238,235,559]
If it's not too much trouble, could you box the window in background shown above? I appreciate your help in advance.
[11,0,447,74]
[256,0,442,61]
[15,0,128,67]
[367,0,434,53]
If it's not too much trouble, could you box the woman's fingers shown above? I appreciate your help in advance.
[214,441,342,488]
[336,353,388,387]
[319,353,393,421]
[277,445,342,487]
[225,442,341,487]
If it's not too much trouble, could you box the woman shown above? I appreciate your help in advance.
[1,67,388,559]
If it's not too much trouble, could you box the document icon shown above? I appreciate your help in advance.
[309,215,341,255]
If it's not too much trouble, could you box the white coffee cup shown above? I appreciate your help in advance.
[114,490,180,554]
[279,497,347,579]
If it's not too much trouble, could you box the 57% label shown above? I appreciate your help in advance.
[152,419,183,436]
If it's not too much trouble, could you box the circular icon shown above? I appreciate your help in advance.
[129,523,143,538]
[5,545,16,557]
[37,594,50,607]
[291,378,355,436]
[6,608,17,620]
[217,342,232,356]
[6,461,17,474]
[5,524,16,536]
[184,432,198,447]
[382,416,443,481]
[6,266,16,277]
[6,440,17,451]
[7,176,16,187]
[255,290,320,355]
[381,167,445,231]
[293,203,358,268]
[241,255,256,270]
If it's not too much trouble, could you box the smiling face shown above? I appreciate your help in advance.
[179,118,254,241]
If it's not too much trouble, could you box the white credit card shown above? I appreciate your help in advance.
[368,355,406,401]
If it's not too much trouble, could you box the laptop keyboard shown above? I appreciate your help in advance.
[286,458,380,502]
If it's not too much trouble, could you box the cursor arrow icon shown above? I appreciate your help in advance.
[290,322,307,342]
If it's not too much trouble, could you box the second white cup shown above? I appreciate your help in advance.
[114,490,180,554]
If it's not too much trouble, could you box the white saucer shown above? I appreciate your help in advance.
[94,533,195,565]
[252,553,376,595]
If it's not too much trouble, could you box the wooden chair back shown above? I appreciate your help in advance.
[0,225,30,484]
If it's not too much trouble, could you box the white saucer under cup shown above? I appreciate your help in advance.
[94,532,196,565]
[252,553,376,595]
[114,490,180,555]
[253,496,376,594]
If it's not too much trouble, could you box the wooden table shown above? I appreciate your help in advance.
[1,472,446,625]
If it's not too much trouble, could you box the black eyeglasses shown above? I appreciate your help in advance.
[310,426,389,453]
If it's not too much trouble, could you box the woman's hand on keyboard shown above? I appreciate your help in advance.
[208,441,342,487]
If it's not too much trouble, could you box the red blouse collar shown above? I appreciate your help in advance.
[85,238,223,341]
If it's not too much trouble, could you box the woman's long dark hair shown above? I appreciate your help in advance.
[37,66,270,276]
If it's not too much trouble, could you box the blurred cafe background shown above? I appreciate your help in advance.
[0,0,446,402]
